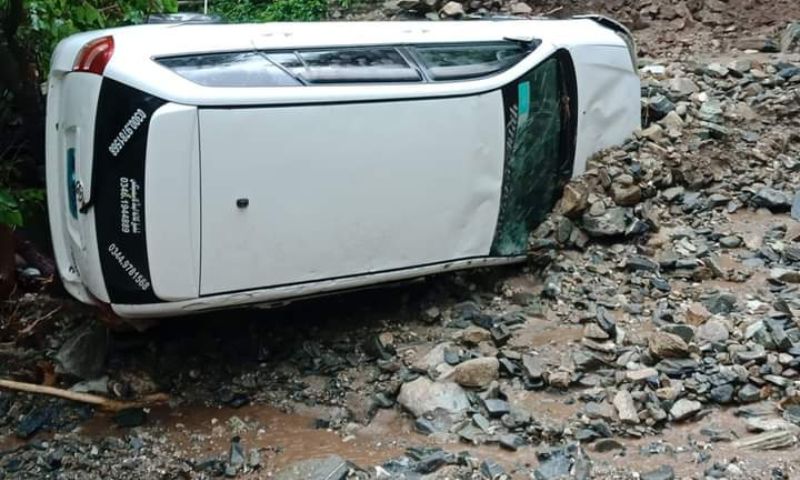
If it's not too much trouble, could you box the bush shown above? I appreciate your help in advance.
[210,0,329,22]
[10,0,179,73]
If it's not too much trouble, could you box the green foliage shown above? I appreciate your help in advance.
[209,0,328,23]
[12,0,179,72]
[0,189,22,227]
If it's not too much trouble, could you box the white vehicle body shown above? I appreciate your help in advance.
[46,17,640,318]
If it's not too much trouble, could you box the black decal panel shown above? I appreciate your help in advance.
[93,79,165,304]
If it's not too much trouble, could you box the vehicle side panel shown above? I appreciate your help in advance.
[92,79,166,304]
[46,72,108,302]
[570,45,641,174]
[198,93,505,295]
[145,104,201,300]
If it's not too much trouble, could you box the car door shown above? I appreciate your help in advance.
[196,47,508,295]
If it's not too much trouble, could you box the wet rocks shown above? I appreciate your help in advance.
[439,0,464,17]
[448,357,499,388]
[397,377,469,416]
[752,188,791,210]
[669,399,702,421]
[581,207,628,237]
[641,465,675,480]
[649,331,689,358]
[534,444,591,480]
[274,455,353,480]
[55,322,108,379]
[696,319,730,343]
[613,390,639,424]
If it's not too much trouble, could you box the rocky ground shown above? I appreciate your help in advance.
[3,1,800,479]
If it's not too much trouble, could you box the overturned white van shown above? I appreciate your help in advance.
[46,17,640,318]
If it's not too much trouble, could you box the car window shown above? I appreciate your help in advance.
[156,51,301,87]
[491,56,568,255]
[266,48,421,84]
[413,42,529,81]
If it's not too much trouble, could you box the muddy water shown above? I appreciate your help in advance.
[76,404,409,474]
[67,397,800,478]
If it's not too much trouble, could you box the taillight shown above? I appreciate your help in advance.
[73,36,114,75]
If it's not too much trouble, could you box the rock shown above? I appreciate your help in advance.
[593,438,624,452]
[448,357,499,388]
[646,94,675,120]
[782,22,800,52]
[792,191,800,220]
[626,368,659,382]
[582,207,628,237]
[641,465,675,480]
[753,188,791,210]
[534,444,591,480]
[649,331,689,358]
[548,370,571,389]
[557,183,589,217]
[686,302,712,325]
[509,2,532,14]
[412,342,451,372]
[499,433,525,451]
[584,401,616,421]
[698,99,724,123]
[55,322,108,379]
[439,1,464,17]
[480,459,506,479]
[670,399,702,421]
[734,430,798,450]
[15,406,52,439]
[274,455,352,480]
[612,184,642,206]
[412,448,454,474]
[613,390,639,424]
[640,123,665,142]
[719,235,742,248]
[626,255,659,272]
[709,384,734,403]
[662,324,694,343]
[226,437,246,477]
[661,110,684,130]
[705,62,729,77]
[703,293,737,314]
[668,77,697,96]
[483,398,510,418]
[397,377,470,416]
[697,319,729,343]
[662,186,685,202]
[584,323,610,340]
[770,268,800,283]
[522,354,545,379]
[457,326,491,346]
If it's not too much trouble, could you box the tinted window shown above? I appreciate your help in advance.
[157,51,300,87]
[414,43,529,81]
[491,56,567,255]
[267,48,421,83]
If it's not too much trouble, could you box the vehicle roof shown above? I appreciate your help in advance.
[49,18,630,106]
[56,18,623,62]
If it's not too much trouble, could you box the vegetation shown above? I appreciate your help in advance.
[0,0,332,230]
[0,0,333,295]
[211,0,328,22]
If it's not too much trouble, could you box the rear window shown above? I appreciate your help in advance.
[156,51,300,87]
[156,41,532,87]
[413,43,529,81]
[270,48,421,84]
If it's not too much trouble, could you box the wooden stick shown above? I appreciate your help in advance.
[0,379,169,412]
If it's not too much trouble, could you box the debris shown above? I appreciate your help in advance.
[0,379,169,412]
